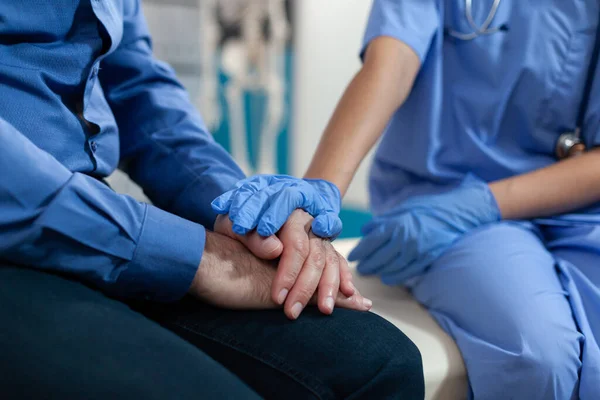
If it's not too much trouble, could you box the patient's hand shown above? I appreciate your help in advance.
[214,211,372,319]
[189,230,371,314]
[188,230,279,309]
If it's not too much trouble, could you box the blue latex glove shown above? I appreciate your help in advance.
[348,176,501,284]
[211,175,342,238]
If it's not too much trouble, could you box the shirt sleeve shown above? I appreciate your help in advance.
[361,0,440,62]
[99,0,245,230]
[0,118,203,302]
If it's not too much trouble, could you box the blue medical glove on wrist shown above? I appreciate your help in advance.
[211,174,343,238]
[348,176,501,285]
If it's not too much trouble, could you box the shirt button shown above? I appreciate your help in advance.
[90,141,98,152]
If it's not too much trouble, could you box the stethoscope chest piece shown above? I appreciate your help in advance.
[556,132,585,160]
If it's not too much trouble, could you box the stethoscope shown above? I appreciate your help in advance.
[555,5,600,160]
[447,0,598,159]
[446,0,508,41]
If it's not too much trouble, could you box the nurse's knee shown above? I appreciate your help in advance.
[516,329,580,398]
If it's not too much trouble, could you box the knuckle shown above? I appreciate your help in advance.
[288,208,302,221]
[291,237,310,258]
[292,208,311,221]
[340,261,351,276]
[339,256,352,273]
[292,207,306,216]
[280,270,300,286]
[319,282,336,294]
[344,272,354,283]
[296,286,316,302]
[325,250,339,267]
[308,248,325,268]
[340,259,352,274]
[214,215,233,236]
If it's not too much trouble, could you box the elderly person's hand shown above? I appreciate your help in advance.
[214,210,372,319]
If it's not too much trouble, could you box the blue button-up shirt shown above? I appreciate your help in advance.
[0,0,245,301]
[364,0,600,216]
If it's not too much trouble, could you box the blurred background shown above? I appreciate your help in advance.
[110,0,375,238]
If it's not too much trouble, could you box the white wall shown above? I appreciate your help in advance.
[292,0,374,209]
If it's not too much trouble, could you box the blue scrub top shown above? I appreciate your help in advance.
[365,0,600,215]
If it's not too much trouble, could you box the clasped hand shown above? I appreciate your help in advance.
[189,209,371,320]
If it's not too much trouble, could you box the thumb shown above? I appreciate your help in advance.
[244,233,284,260]
[214,215,283,259]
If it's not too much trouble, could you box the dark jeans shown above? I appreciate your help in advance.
[0,265,424,399]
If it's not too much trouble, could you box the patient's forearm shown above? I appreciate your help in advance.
[304,37,420,196]
[490,148,600,219]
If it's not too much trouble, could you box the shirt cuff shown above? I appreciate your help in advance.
[121,204,205,302]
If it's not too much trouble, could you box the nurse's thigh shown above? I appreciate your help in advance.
[409,222,581,400]
[545,221,600,293]
[543,222,600,395]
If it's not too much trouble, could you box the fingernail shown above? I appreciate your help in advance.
[363,298,373,309]
[325,297,334,312]
[291,302,303,319]
[277,288,289,304]
[264,236,281,255]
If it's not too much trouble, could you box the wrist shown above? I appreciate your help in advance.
[488,180,508,220]
[304,168,349,198]
[455,176,502,223]
[303,177,342,211]
[190,230,217,299]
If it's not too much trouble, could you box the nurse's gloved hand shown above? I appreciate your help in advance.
[211,175,343,239]
[348,176,501,285]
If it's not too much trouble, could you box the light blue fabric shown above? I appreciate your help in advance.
[362,1,600,398]
[348,176,500,284]
[365,0,600,216]
[406,220,600,399]
[0,0,245,301]
[212,175,342,238]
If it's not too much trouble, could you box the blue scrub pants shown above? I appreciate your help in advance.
[407,220,600,400]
